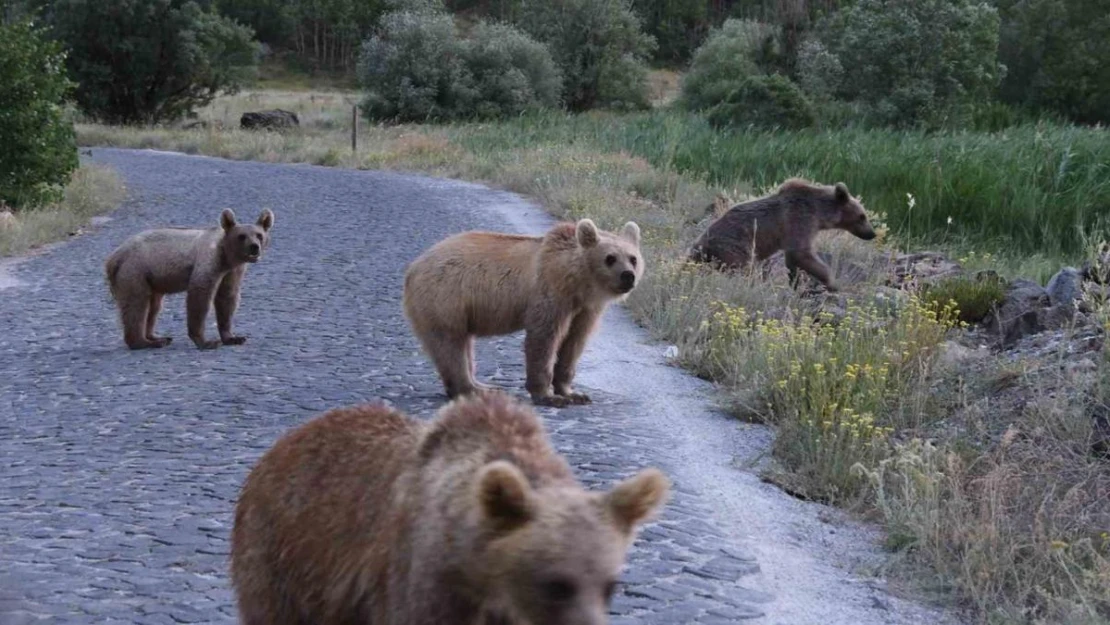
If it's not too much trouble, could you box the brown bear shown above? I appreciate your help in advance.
[688,178,876,292]
[104,208,274,350]
[229,391,671,625]
[402,218,644,407]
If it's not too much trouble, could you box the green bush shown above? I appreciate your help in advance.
[996,0,1110,125]
[462,22,563,118]
[0,20,78,209]
[358,10,561,122]
[680,18,779,112]
[516,0,655,112]
[50,0,259,124]
[706,75,816,130]
[796,36,843,99]
[825,0,1003,128]
[923,274,1007,324]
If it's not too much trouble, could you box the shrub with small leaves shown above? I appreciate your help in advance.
[359,10,561,122]
[681,18,778,112]
[517,0,655,112]
[0,19,78,209]
[706,74,816,131]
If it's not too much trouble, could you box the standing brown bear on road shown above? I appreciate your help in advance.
[688,179,876,292]
[104,208,274,350]
[229,391,671,625]
[403,218,644,407]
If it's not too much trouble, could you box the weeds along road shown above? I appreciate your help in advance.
[0,148,962,625]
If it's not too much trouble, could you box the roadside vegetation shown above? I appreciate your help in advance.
[5,0,1110,621]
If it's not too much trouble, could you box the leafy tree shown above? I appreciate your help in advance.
[681,18,779,111]
[630,0,709,64]
[49,0,259,124]
[995,0,1110,124]
[825,0,1002,127]
[517,0,655,111]
[359,8,561,121]
[0,19,78,208]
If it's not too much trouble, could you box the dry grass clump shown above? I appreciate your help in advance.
[1,164,125,257]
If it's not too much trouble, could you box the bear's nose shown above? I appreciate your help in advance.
[620,270,636,290]
[248,243,260,255]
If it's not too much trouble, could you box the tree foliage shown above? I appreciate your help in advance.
[0,19,77,208]
[995,0,1110,124]
[359,8,560,122]
[681,18,779,111]
[50,0,259,124]
[516,0,655,111]
[706,73,816,130]
[825,0,1002,127]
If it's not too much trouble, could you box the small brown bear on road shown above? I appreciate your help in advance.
[229,391,671,625]
[403,218,644,407]
[688,178,876,292]
[104,208,274,350]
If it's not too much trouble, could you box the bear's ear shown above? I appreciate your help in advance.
[620,221,641,247]
[834,182,850,204]
[477,460,534,533]
[257,209,275,232]
[220,209,237,232]
[576,219,600,248]
[604,468,670,534]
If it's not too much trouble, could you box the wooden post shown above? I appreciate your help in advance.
[351,105,358,153]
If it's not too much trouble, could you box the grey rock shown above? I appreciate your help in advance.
[239,109,299,131]
[1045,267,1083,308]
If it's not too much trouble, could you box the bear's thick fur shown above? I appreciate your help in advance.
[229,392,670,625]
[403,218,644,407]
[688,179,876,291]
[104,208,274,350]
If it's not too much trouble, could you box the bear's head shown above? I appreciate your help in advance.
[220,208,275,264]
[830,183,876,241]
[476,460,670,625]
[575,218,644,297]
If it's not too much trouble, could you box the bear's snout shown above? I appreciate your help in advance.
[247,243,261,256]
[619,270,636,292]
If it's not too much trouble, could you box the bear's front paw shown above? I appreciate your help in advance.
[149,336,173,348]
[532,393,572,408]
[221,335,247,346]
[196,339,221,350]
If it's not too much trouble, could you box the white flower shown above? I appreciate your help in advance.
[946,216,953,225]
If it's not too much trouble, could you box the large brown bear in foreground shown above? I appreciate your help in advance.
[229,392,671,625]
[403,218,644,407]
[688,178,876,292]
[104,208,274,350]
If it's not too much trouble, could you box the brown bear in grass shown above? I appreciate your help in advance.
[230,391,671,625]
[403,218,644,407]
[688,178,876,292]
[104,208,274,350]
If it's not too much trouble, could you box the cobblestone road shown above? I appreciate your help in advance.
[1,149,959,625]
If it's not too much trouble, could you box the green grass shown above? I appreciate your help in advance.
[447,111,1110,265]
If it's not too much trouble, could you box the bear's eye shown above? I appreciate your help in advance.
[541,578,576,603]
[238,234,247,241]
[605,254,617,267]
[603,580,619,602]
[629,256,637,267]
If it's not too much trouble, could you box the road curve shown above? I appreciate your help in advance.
[0,148,962,625]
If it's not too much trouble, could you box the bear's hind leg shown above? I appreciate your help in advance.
[422,332,478,399]
[466,337,499,393]
[145,293,172,347]
[117,284,162,350]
